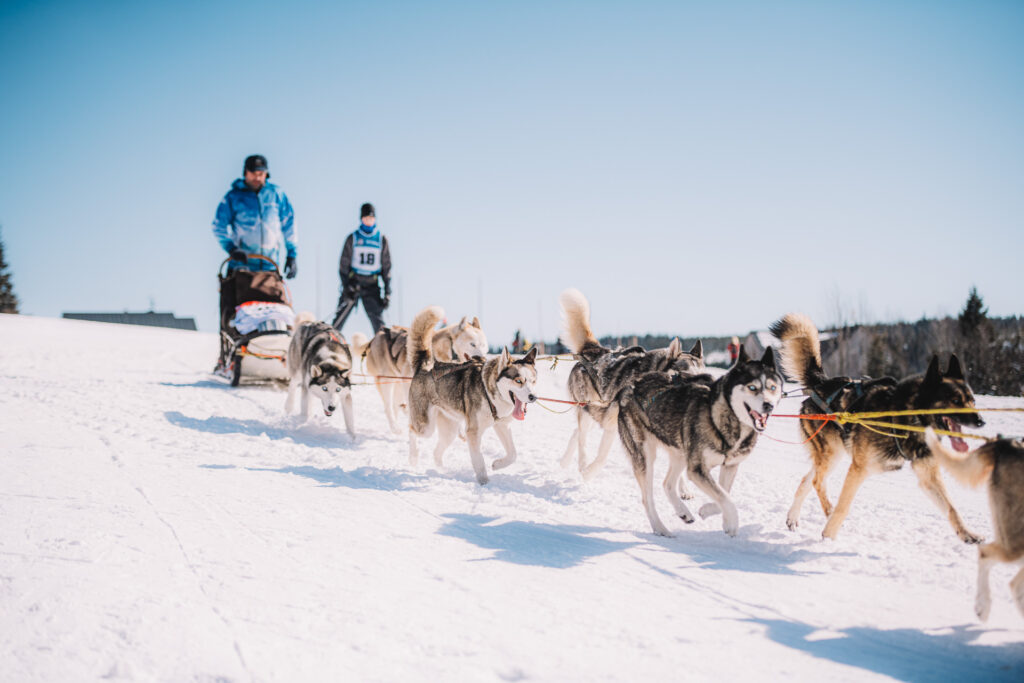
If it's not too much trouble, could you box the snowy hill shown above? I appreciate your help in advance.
[2,314,1023,681]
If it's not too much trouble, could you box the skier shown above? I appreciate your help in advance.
[332,203,391,333]
[212,154,297,278]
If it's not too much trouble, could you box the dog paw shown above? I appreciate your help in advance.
[960,530,983,545]
[976,594,992,622]
[699,503,721,519]
[679,513,695,524]
[580,465,600,483]
[722,521,738,537]
[492,457,515,471]
[653,527,675,538]
[679,489,695,500]
[476,474,490,485]
[786,516,799,531]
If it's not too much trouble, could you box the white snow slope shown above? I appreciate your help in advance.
[2,314,1024,682]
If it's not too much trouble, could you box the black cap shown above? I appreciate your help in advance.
[360,203,375,218]
[244,154,269,173]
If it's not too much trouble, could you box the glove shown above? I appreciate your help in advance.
[284,256,297,279]
[382,295,390,310]
[229,248,247,262]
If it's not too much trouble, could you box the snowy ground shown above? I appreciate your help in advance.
[2,314,1024,682]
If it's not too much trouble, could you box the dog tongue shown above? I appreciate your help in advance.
[513,397,526,421]
[950,436,969,453]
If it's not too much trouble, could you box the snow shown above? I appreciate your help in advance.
[2,313,1023,681]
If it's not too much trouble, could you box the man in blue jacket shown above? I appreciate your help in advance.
[332,202,391,333]
[212,154,297,277]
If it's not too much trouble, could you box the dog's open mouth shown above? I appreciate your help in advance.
[324,407,335,417]
[943,416,968,453]
[745,403,769,432]
[510,391,527,421]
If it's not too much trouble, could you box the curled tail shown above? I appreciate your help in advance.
[407,306,445,373]
[349,332,370,359]
[559,288,603,357]
[769,313,825,386]
[924,428,994,489]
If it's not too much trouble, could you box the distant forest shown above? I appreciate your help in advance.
[540,289,1024,396]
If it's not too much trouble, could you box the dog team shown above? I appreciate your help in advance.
[280,289,1024,621]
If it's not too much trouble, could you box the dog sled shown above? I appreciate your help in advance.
[215,254,295,386]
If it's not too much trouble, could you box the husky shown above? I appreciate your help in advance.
[924,429,1024,620]
[771,313,984,542]
[285,314,356,438]
[558,288,704,482]
[406,306,537,484]
[614,345,782,537]
[350,317,489,434]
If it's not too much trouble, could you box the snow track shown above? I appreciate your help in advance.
[2,314,1023,681]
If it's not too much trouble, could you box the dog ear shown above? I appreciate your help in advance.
[310,364,322,379]
[471,316,481,329]
[499,347,511,369]
[923,354,942,387]
[736,344,750,365]
[946,354,964,380]
[667,337,682,358]
[521,347,538,365]
[689,339,703,358]
[761,346,777,368]
[457,316,467,332]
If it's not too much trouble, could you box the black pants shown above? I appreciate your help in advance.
[332,282,386,334]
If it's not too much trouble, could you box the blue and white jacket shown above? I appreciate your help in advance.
[212,179,296,272]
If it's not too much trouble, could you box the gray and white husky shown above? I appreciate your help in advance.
[349,316,489,434]
[558,288,704,481]
[615,345,783,537]
[925,429,1024,621]
[285,314,356,437]
[406,306,538,485]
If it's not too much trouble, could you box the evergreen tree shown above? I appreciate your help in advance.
[958,286,989,337]
[0,227,18,314]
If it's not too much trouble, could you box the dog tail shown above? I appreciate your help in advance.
[349,332,370,359]
[924,428,994,489]
[559,288,601,356]
[769,313,825,386]
[293,311,317,329]
[407,305,444,373]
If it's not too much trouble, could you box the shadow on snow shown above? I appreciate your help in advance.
[746,617,1024,682]
[437,513,641,569]
[165,410,388,450]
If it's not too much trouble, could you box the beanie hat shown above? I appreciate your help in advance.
[244,154,269,173]
[360,203,375,218]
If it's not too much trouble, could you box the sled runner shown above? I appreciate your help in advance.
[215,254,295,386]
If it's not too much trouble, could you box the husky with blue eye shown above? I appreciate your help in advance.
[285,314,356,438]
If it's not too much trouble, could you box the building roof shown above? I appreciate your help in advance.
[62,311,197,331]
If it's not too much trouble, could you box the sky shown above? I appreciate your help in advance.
[1,0,1022,346]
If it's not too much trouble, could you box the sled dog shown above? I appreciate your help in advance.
[771,313,984,542]
[615,345,782,537]
[350,317,489,434]
[285,314,356,437]
[924,429,1024,621]
[406,306,536,484]
[558,288,704,481]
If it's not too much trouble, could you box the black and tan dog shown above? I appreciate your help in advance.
[771,313,984,542]
[925,429,1024,620]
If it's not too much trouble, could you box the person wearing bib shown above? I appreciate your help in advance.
[332,203,392,333]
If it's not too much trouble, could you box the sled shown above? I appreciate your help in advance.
[215,254,294,386]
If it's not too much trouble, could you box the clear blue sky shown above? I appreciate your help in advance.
[2,0,1022,346]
